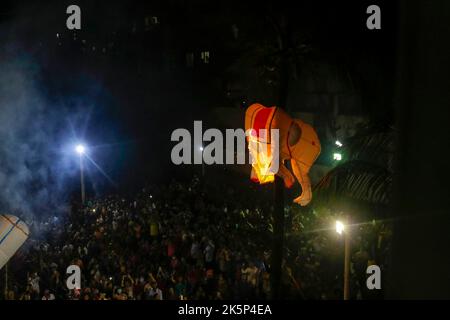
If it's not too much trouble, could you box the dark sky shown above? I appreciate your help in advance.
[0,0,398,214]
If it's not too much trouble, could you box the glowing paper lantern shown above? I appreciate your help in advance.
[245,103,321,206]
[0,214,30,269]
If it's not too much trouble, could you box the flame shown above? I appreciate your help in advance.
[248,137,275,184]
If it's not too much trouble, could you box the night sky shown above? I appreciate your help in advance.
[0,0,398,215]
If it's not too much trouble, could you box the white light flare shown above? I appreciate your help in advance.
[75,144,86,155]
[336,220,345,235]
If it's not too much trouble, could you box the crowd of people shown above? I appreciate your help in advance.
[4,176,391,300]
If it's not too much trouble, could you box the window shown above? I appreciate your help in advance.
[201,51,210,64]
[145,16,159,28]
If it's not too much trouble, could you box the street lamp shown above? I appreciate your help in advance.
[335,220,345,235]
[75,144,86,205]
[336,218,351,300]
[75,144,85,155]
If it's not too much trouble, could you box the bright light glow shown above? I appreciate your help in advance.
[333,152,342,161]
[75,144,85,155]
[248,136,275,184]
[335,140,343,147]
[199,147,204,151]
[336,220,345,235]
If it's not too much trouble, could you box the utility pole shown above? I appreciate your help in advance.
[271,176,285,299]
[80,155,85,205]
[343,219,351,300]
[270,14,290,299]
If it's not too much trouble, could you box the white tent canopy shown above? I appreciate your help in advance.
[0,214,29,270]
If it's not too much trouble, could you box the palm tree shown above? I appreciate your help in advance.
[313,123,395,217]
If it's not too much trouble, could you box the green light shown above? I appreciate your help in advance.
[333,153,342,161]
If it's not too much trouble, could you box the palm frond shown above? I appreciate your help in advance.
[313,125,396,208]
[314,160,392,206]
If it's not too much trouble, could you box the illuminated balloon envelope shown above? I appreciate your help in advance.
[0,214,30,270]
[245,103,321,206]
[245,104,279,184]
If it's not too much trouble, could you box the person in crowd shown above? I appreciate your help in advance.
[42,290,55,300]
[5,177,390,300]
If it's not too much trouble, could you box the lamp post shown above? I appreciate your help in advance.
[336,218,351,300]
[75,144,86,205]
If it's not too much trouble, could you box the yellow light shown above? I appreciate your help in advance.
[336,220,345,235]
[248,137,275,184]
